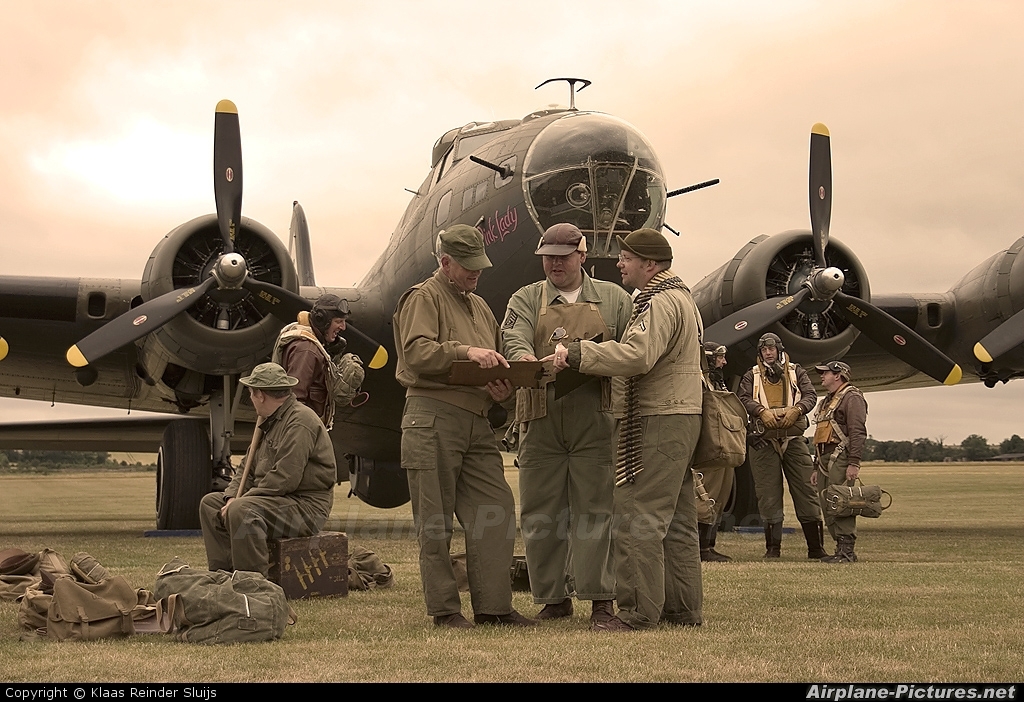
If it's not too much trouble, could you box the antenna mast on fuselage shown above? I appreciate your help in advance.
[535,77,592,111]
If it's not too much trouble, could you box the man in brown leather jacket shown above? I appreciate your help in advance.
[273,294,364,430]
[811,360,868,563]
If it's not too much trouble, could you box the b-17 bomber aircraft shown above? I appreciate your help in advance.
[1,79,1021,530]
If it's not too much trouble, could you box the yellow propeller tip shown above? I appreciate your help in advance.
[943,364,962,386]
[66,345,89,368]
[216,99,238,114]
[0,337,8,362]
[811,122,830,137]
[973,343,993,364]
[368,346,389,370]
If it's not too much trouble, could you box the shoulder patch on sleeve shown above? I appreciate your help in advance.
[502,309,519,329]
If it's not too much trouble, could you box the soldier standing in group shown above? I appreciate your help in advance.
[738,333,828,559]
[698,341,735,562]
[272,293,364,430]
[501,223,632,625]
[393,224,533,629]
[198,363,336,576]
[811,360,868,563]
[551,228,703,632]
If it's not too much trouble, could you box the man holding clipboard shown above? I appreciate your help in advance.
[393,224,536,629]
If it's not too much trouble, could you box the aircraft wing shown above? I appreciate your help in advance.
[0,416,256,452]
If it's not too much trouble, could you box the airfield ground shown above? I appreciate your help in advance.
[1,460,1022,682]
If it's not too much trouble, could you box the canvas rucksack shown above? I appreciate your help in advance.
[46,575,142,641]
[153,559,294,644]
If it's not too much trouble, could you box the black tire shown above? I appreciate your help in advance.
[156,420,212,530]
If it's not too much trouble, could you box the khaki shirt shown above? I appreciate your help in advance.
[501,273,633,361]
[393,269,501,416]
[225,394,336,512]
[578,270,704,417]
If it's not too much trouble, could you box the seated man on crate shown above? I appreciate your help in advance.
[199,363,337,576]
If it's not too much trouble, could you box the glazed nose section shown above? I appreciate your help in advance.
[523,112,666,257]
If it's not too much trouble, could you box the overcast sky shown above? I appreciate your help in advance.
[2,0,1024,444]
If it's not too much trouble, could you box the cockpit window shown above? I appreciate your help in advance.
[455,132,503,161]
[524,112,666,254]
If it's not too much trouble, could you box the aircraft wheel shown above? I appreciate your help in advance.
[721,455,759,530]
[156,420,212,530]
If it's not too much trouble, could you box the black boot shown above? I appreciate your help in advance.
[802,521,829,559]
[763,522,782,558]
[700,523,733,564]
[821,535,857,563]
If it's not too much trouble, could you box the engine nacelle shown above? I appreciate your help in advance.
[139,215,297,377]
[692,229,871,365]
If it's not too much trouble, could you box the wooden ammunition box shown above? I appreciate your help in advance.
[268,531,348,599]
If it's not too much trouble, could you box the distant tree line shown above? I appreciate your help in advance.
[0,449,110,468]
[864,434,1024,462]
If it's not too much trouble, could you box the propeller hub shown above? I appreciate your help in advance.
[213,252,248,289]
[807,266,845,300]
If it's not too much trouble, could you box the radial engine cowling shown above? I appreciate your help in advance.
[139,214,297,376]
[692,230,871,365]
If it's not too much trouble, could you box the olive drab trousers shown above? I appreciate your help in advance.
[818,452,857,540]
[517,385,616,604]
[612,414,703,629]
[400,395,516,618]
[748,438,822,525]
[199,493,326,576]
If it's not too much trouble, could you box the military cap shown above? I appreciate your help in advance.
[240,362,299,389]
[438,224,492,270]
[536,223,587,256]
[616,228,673,262]
[815,360,852,378]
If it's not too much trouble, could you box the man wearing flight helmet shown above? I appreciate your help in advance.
[738,333,828,559]
[273,293,365,430]
[698,341,734,562]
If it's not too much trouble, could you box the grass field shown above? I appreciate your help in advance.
[1,461,1022,682]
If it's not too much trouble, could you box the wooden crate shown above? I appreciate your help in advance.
[267,531,348,599]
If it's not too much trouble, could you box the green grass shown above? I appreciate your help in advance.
[1,461,1022,682]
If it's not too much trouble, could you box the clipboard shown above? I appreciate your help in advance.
[445,360,547,388]
[554,332,604,399]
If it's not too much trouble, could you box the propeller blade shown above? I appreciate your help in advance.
[703,289,810,349]
[0,336,8,362]
[832,291,961,385]
[809,123,832,269]
[240,278,310,324]
[289,201,316,287]
[66,277,218,368]
[214,100,243,255]
[344,323,389,370]
[973,307,1024,363]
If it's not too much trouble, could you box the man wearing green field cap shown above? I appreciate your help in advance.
[394,224,532,629]
[199,362,337,576]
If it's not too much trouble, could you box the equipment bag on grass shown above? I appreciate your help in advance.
[46,574,140,641]
[822,479,891,519]
[153,559,294,644]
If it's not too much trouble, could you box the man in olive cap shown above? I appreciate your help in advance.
[198,362,337,576]
[393,224,533,629]
[501,223,632,625]
[811,360,868,563]
[550,228,704,632]
[272,293,364,430]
